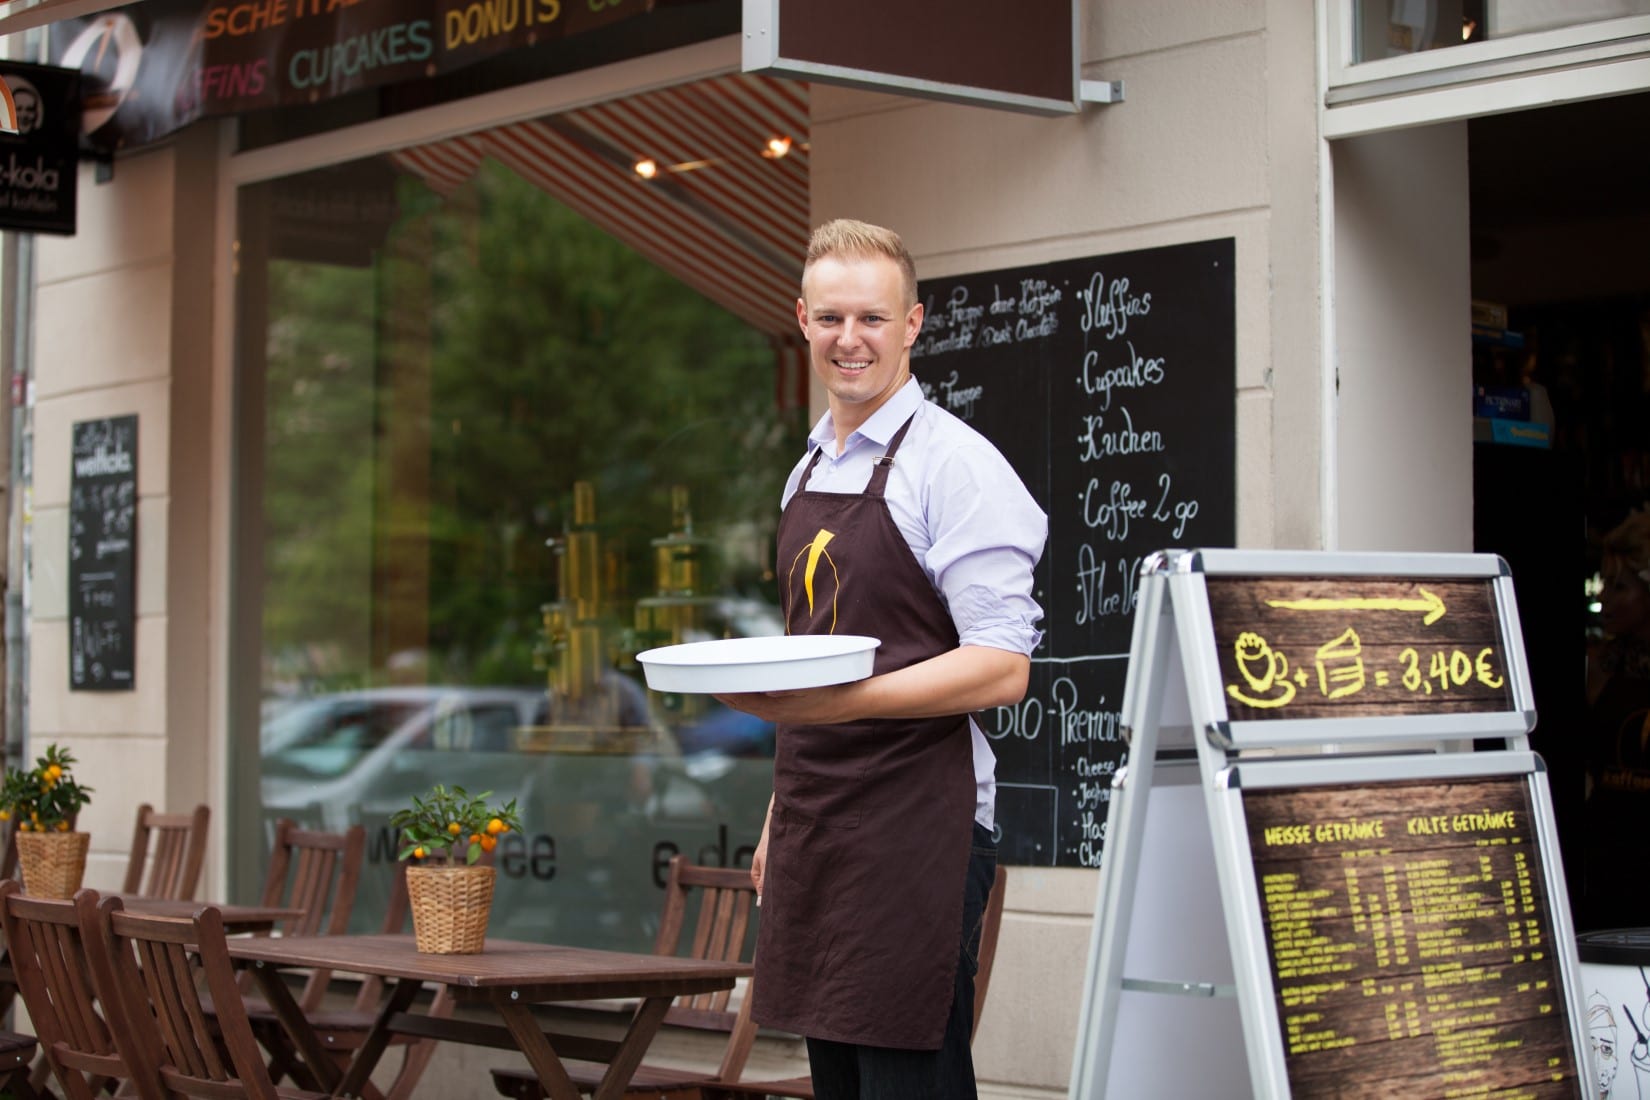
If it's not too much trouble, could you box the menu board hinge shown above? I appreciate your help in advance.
[1119,977,1235,999]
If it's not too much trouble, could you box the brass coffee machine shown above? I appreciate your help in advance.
[631,485,725,719]
[519,480,655,753]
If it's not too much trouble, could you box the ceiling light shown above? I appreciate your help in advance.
[634,158,658,180]
[762,136,793,160]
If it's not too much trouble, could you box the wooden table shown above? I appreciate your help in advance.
[227,932,749,1100]
[117,897,302,934]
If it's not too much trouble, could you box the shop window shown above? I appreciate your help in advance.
[233,154,802,950]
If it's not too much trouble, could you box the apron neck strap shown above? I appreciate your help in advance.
[797,410,920,498]
[799,445,827,484]
[865,413,918,499]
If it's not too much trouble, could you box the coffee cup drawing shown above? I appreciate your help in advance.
[1228,631,1296,709]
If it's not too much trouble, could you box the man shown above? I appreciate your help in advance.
[716,219,1046,1099]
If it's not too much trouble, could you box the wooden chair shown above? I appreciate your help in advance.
[489,856,761,1100]
[246,818,366,1012]
[2,812,79,1033]
[0,864,40,1100]
[695,865,1010,1100]
[0,882,153,1100]
[253,860,454,1100]
[194,819,364,1091]
[96,895,329,1100]
[1,816,22,1022]
[121,803,211,901]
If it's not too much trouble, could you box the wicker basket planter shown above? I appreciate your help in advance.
[406,863,496,954]
[16,830,91,899]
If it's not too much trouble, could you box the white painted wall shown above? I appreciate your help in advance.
[1332,123,1474,552]
[28,126,221,894]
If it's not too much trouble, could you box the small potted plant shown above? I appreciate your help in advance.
[390,784,520,954]
[1,744,95,898]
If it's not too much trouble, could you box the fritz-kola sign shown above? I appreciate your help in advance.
[0,61,80,235]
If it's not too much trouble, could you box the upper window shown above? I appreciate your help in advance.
[1326,2,1650,133]
[1348,1,1649,65]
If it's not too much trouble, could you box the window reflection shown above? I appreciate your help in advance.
[237,154,799,950]
[1351,1,1650,64]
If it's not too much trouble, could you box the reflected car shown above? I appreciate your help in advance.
[257,681,774,950]
[260,686,546,832]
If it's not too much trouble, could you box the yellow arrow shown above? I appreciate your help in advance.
[1265,587,1447,626]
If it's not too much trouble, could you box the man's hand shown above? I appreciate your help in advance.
[715,646,1031,724]
[714,685,856,725]
[751,796,773,902]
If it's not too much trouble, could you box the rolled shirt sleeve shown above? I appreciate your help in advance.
[919,441,1047,654]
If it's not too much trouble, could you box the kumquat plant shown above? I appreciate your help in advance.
[0,744,93,833]
[391,784,521,865]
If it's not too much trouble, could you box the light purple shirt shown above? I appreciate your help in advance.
[782,378,1048,829]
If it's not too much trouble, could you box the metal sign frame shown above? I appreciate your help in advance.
[1069,549,1593,1099]
[741,0,1123,115]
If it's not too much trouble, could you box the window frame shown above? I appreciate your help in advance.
[1320,3,1650,137]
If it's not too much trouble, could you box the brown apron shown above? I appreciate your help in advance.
[752,415,976,1050]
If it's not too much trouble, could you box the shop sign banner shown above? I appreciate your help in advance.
[745,0,1078,115]
[0,62,81,235]
[49,0,659,148]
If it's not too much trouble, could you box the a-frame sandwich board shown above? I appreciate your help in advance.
[1069,549,1593,1099]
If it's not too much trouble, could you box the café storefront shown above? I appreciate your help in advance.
[5,1,1650,1094]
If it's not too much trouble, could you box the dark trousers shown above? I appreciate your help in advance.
[805,823,998,1100]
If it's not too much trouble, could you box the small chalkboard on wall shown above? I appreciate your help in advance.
[69,415,137,691]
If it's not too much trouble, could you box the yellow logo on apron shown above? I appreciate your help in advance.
[786,528,839,634]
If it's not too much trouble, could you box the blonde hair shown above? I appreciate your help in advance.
[803,219,918,307]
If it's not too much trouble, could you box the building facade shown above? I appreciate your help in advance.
[4,0,1649,1094]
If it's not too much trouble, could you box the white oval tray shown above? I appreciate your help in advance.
[636,635,880,694]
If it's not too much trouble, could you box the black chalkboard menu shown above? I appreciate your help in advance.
[911,238,1235,866]
[69,415,137,690]
[1245,776,1580,1097]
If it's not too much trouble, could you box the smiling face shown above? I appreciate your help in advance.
[797,253,923,444]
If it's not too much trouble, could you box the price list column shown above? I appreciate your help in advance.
[1244,778,1580,1098]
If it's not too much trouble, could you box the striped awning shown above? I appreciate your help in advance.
[389,71,812,409]
[390,72,809,342]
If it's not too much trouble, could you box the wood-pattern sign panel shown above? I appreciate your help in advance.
[1245,777,1581,1099]
[1208,576,1516,721]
